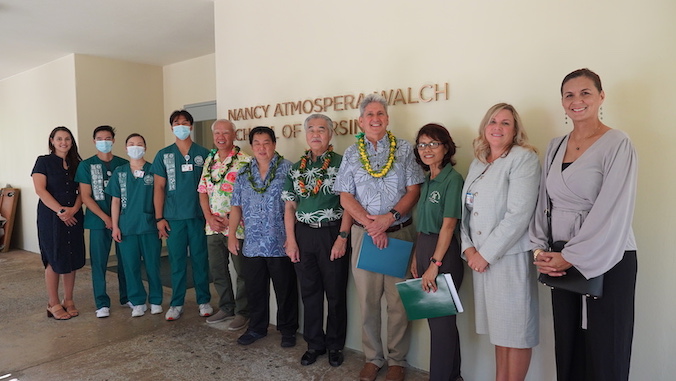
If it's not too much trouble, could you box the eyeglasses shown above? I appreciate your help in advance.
[416,142,443,150]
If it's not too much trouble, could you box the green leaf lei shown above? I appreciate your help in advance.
[356,131,397,178]
[204,147,240,184]
[244,153,284,194]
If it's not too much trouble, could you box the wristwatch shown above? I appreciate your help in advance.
[155,217,166,223]
[389,209,401,221]
[57,209,66,215]
[430,258,442,267]
[338,231,349,239]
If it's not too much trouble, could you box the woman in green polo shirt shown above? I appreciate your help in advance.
[410,123,464,381]
[106,133,163,318]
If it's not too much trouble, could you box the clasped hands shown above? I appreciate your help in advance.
[534,250,573,277]
[364,213,392,249]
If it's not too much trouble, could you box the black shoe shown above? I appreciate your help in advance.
[328,349,344,367]
[237,330,266,345]
[300,349,326,366]
[280,334,296,348]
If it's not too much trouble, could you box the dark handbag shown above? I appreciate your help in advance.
[537,241,604,299]
[536,137,604,299]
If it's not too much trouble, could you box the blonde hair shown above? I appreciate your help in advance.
[473,103,536,163]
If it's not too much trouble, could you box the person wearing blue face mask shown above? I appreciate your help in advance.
[151,110,213,321]
[106,133,163,318]
[75,125,129,318]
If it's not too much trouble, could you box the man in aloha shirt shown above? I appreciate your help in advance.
[228,126,298,348]
[282,114,353,368]
[198,119,251,331]
[334,94,424,381]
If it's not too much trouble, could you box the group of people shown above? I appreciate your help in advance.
[32,68,637,381]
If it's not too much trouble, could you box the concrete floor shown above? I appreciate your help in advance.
[0,250,430,381]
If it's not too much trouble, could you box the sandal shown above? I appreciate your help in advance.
[62,300,79,317]
[47,304,71,320]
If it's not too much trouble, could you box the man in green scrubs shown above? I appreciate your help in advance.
[152,110,212,321]
[75,125,129,318]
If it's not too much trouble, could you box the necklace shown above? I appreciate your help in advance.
[297,145,333,197]
[571,125,600,150]
[356,131,397,178]
[244,153,283,194]
[204,147,240,183]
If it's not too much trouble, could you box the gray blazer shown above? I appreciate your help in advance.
[460,145,541,263]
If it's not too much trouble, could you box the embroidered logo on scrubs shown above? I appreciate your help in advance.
[164,153,176,191]
[144,174,153,185]
[428,191,441,204]
[119,172,128,210]
[194,155,204,166]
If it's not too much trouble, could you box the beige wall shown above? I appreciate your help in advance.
[74,55,165,160]
[214,0,676,379]
[0,55,78,253]
[162,53,217,145]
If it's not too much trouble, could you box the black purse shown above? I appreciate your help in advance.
[537,137,604,299]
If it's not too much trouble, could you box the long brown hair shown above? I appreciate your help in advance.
[48,126,82,179]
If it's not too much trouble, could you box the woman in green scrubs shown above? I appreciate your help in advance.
[107,133,163,317]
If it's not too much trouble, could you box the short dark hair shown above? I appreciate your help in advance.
[414,123,457,171]
[169,110,194,126]
[561,68,603,95]
[125,133,146,145]
[248,126,276,144]
[93,125,115,139]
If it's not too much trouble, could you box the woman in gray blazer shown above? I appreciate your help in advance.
[460,103,540,381]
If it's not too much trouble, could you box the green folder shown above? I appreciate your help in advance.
[396,273,463,320]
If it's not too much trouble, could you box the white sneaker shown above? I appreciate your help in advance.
[199,303,213,317]
[96,307,110,318]
[165,306,183,321]
[150,304,163,315]
[122,301,133,308]
[131,304,147,317]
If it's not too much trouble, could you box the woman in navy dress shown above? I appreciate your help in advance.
[32,127,85,320]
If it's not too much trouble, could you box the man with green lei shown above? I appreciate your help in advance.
[282,114,353,367]
[152,110,212,321]
[75,125,129,318]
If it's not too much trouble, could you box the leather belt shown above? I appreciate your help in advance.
[300,220,341,229]
[355,218,412,233]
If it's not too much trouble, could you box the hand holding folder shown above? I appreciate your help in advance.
[356,236,414,278]
[396,273,463,320]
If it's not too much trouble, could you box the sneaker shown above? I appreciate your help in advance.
[228,315,249,331]
[199,303,213,317]
[95,307,110,318]
[165,306,183,321]
[206,309,234,324]
[237,330,266,345]
[121,301,133,308]
[150,304,163,315]
[131,304,147,317]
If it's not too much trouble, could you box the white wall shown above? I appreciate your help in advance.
[0,55,78,253]
[213,1,676,379]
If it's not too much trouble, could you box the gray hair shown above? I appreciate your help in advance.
[210,119,235,132]
[303,114,334,138]
[359,93,388,117]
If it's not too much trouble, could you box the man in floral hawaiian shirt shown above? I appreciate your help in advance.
[198,119,251,330]
[334,94,424,381]
[282,114,353,367]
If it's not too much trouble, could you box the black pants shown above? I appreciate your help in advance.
[294,223,349,351]
[242,255,299,336]
[416,233,464,381]
[552,251,637,381]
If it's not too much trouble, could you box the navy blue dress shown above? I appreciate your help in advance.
[32,154,85,274]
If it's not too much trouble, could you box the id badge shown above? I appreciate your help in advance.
[465,192,474,209]
[133,170,145,178]
[181,164,194,172]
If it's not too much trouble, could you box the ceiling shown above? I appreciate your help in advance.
[0,0,215,81]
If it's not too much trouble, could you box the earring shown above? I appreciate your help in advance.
[599,106,604,120]
[564,114,568,125]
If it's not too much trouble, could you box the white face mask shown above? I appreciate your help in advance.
[126,146,145,160]
[95,140,113,153]
[173,125,191,140]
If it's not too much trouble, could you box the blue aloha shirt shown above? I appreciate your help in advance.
[231,153,291,258]
[334,132,424,223]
